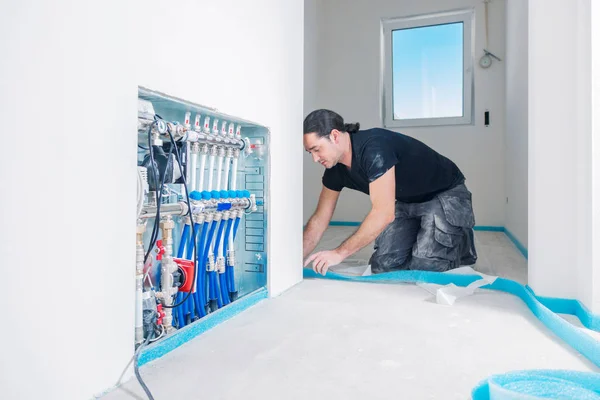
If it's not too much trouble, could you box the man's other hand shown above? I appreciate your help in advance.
[303,250,345,275]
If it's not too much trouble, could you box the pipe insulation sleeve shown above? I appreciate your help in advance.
[231,158,238,191]
[177,224,190,259]
[194,222,209,318]
[198,153,207,192]
[233,216,242,241]
[213,219,227,307]
[174,224,190,328]
[303,269,600,399]
[219,272,230,306]
[190,153,198,192]
[207,155,215,192]
[204,220,219,310]
[215,156,224,193]
[223,156,231,191]
[224,218,235,293]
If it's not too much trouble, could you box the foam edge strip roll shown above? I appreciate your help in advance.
[303,269,600,399]
[138,287,268,367]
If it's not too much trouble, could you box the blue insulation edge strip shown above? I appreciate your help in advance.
[328,222,529,259]
[138,287,268,367]
[303,269,600,399]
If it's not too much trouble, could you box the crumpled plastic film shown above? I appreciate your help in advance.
[416,267,498,306]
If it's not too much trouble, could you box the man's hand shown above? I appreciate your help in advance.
[303,249,345,275]
[303,186,341,259]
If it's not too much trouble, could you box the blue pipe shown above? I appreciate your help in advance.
[223,218,234,296]
[178,224,190,258]
[185,222,200,260]
[203,220,219,312]
[200,221,211,315]
[217,218,231,306]
[175,224,190,328]
[194,222,209,318]
[182,223,198,324]
[233,217,241,240]
[185,222,202,321]
[213,219,226,308]
[219,273,230,306]
[210,272,219,309]
[228,216,242,296]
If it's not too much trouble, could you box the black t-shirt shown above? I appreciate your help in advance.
[322,128,464,203]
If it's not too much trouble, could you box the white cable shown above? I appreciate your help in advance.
[198,153,207,191]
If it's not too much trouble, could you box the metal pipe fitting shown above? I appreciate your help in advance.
[139,202,188,219]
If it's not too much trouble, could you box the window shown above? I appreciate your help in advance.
[381,9,474,128]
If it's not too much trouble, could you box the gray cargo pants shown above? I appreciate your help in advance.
[369,182,477,273]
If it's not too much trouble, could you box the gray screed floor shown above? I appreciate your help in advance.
[104,230,598,400]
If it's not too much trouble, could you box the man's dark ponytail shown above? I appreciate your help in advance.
[303,109,361,138]
[344,122,360,134]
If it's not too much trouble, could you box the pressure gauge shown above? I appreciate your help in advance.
[156,119,167,134]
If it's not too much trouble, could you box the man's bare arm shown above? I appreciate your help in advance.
[303,186,340,259]
[335,167,396,259]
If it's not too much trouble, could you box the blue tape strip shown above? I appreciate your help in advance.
[504,228,528,260]
[473,226,505,232]
[139,288,268,366]
[303,269,600,399]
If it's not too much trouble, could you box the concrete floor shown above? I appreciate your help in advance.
[105,230,598,399]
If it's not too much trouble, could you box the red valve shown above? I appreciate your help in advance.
[156,304,165,326]
[155,240,166,261]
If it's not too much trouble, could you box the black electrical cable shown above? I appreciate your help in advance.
[143,118,174,266]
[134,324,157,400]
[162,127,198,309]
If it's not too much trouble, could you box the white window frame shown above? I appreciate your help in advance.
[381,9,474,128]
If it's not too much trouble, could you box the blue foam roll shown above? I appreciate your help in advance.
[472,370,600,399]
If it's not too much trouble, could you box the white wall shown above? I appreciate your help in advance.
[505,0,529,248]
[304,0,319,120]
[528,0,598,312]
[593,0,600,314]
[0,1,304,399]
[303,0,506,227]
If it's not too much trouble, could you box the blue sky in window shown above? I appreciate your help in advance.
[392,22,463,120]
